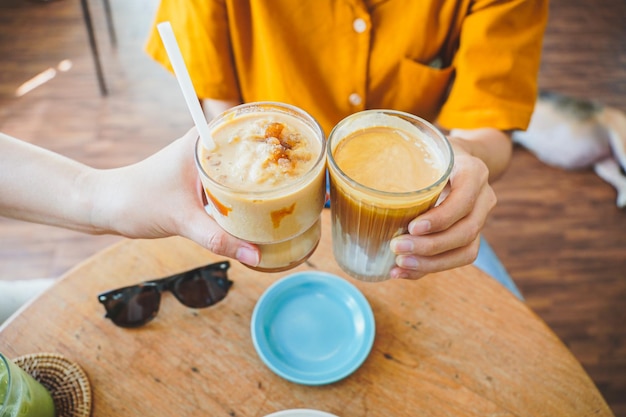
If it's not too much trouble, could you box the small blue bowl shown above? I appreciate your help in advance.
[251,271,375,385]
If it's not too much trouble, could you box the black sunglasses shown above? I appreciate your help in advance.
[98,261,232,327]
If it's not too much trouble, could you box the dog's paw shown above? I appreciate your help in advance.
[594,158,626,209]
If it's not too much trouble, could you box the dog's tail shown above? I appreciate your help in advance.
[595,106,626,208]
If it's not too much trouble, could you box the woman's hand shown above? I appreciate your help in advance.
[0,129,260,267]
[389,128,511,279]
[92,127,261,267]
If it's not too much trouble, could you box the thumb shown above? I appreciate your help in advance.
[175,127,260,267]
[182,207,261,267]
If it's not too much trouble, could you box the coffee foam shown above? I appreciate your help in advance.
[332,112,446,172]
[202,115,320,191]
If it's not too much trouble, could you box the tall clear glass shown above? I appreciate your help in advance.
[195,102,326,272]
[327,110,454,282]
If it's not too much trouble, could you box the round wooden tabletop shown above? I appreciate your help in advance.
[0,211,614,416]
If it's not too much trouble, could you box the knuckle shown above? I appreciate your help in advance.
[475,159,490,182]
[486,187,497,210]
[420,239,439,256]
[466,238,481,264]
[466,222,482,243]
[205,231,230,255]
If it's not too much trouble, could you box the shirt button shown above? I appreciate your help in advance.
[349,93,362,106]
[353,18,367,33]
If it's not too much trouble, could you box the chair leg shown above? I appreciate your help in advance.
[102,0,117,48]
[80,0,108,96]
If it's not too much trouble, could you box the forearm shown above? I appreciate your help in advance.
[0,132,105,234]
[446,127,513,182]
[0,129,262,266]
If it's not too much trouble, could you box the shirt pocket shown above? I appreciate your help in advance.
[382,58,455,122]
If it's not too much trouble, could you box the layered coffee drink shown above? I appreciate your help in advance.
[327,110,453,281]
[195,102,326,272]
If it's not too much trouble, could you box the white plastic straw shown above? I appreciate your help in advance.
[157,21,215,150]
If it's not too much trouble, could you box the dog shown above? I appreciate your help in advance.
[513,91,626,208]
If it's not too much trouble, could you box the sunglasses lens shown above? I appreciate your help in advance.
[100,285,161,327]
[173,268,232,308]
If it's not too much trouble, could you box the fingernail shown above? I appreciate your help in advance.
[390,269,409,279]
[397,256,419,269]
[410,220,431,235]
[390,238,414,253]
[236,246,259,266]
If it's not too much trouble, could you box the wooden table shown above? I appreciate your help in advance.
[0,211,614,417]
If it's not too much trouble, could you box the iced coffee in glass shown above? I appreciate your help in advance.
[327,110,454,282]
[195,102,326,272]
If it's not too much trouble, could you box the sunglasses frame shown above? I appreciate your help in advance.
[98,261,232,328]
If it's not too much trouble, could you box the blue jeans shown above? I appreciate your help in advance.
[474,236,524,300]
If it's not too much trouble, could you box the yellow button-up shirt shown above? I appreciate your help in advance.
[146,0,547,135]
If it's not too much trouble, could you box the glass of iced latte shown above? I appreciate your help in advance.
[195,102,326,272]
[327,110,454,282]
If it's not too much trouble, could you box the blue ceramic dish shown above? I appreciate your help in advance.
[251,271,375,385]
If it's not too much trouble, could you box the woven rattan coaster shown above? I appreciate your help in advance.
[14,353,92,417]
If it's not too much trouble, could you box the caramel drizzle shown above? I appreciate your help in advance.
[271,203,296,229]
[204,188,232,217]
